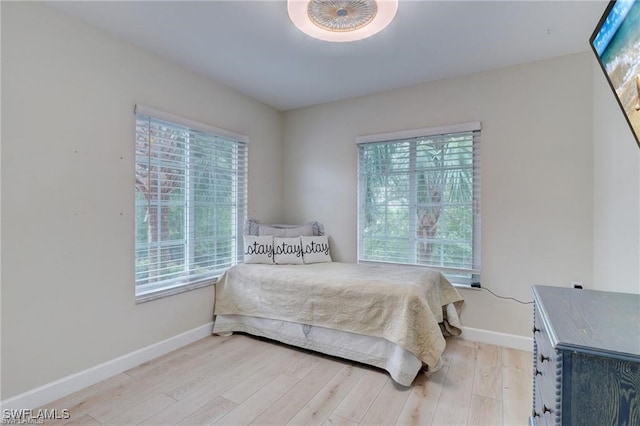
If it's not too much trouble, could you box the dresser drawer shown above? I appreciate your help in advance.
[531,377,547,426]
[535,340,558,410]
[533,374,556,425]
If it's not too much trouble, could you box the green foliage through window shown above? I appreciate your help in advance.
[135,110,247,298]
[358,126,481,283]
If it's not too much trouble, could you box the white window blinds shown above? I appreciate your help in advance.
[134,106,248,301]
[357,123,481,284]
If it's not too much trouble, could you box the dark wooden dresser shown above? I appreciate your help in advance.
[530,285,640,425]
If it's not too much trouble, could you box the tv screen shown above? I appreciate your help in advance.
[590,0,640,149]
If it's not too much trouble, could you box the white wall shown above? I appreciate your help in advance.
[1,2,283,399]
[283,53,595,338]
[592,61,640,294]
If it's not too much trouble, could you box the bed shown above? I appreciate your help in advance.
[212,261,463,386]
[212,219,463,386]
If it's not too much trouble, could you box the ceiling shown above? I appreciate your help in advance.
[48,1,608,111]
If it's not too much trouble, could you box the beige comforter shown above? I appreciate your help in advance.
[213,262,464,370]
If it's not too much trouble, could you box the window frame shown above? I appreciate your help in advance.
[356,122,481,286]
[134,105,248,303]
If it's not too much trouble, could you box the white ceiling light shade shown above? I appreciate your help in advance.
[288,0,399,42]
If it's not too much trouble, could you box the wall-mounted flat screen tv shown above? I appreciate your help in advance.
[590,0,640,149]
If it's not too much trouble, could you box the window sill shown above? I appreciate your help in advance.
[135,278,216,304]
[453,283,481,291]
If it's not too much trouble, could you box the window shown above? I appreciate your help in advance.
[357,122,481,285]
[134,105,248,301]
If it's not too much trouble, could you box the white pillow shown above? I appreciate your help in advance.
[301,235,332,264]
[243,235,274,264]
[259,224,314,238]
[273,237,304,264]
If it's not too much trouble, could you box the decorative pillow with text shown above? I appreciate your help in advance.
[243,235,274,264]
[273,237,304,264]
[301,235,332,264]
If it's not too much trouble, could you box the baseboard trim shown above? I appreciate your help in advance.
[0,322,213,410]
[460,326,533,352]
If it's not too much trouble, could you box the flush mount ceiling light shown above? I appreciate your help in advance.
[288,0,399,42]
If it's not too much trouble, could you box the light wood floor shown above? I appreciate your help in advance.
[41,334,533,425]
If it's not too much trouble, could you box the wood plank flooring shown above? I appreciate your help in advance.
[41,334,533,425]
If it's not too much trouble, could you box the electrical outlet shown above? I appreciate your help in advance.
[571,281,583,289]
